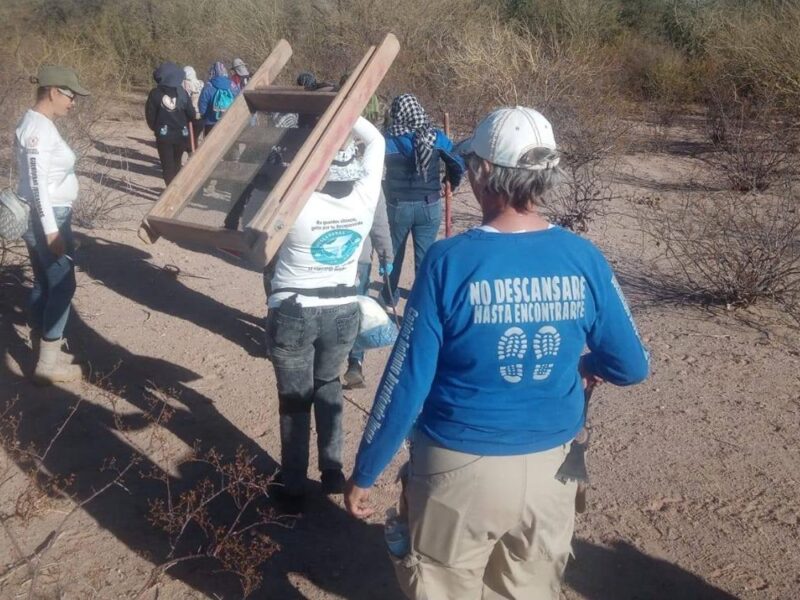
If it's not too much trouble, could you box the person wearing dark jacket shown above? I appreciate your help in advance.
[198,61,236,136]
[380,94,464,306]
[145,61,196,185]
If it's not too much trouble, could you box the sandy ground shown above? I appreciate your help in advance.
[0,110,798,600]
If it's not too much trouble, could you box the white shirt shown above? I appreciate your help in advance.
[269,117,385,308]
[15,109,78,235]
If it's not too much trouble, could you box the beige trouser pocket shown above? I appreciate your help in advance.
[391,551,427,600]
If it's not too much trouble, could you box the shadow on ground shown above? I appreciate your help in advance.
[0,255,741,599]
[566,539,740,600]
[74,234,265,355]
[0,264,398,599]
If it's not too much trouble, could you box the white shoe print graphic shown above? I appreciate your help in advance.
[532,325,561,380]
[498,327,527,383]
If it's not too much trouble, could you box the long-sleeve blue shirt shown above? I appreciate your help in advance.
[383,130,465,203]
[352,226,649,488]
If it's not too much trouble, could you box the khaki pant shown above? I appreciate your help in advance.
[393,431,576,600]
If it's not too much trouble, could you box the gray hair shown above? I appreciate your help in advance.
[466,150,563,210]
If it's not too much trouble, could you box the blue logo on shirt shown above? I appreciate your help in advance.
[311,229,362,265]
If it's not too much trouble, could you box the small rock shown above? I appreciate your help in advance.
[744,576,769,591]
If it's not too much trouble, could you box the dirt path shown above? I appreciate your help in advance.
[0,116,797,599]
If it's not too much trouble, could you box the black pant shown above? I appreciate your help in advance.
[156,140,186,185]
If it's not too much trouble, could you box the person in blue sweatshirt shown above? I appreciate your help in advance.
[197,61,236,136]
[380,94,464,306]
[345,107,649,599]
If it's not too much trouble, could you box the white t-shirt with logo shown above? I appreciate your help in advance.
[15,109,78,235]
[269,117,385,308]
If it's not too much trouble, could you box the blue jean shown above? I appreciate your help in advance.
[348,261,372,364]
[383,198,442,304]
[267,298,360,495]
[22,207,76,340]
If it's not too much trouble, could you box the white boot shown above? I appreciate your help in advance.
[33,339,82,385]
[30,332,76,365]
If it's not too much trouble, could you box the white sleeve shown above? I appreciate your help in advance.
[21,127,58,235]
[352,116,385,207]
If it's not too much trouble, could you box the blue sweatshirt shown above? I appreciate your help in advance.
[198,75,235,126]
[352,226,649,488]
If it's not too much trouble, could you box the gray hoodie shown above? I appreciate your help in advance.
[359,189,393,265]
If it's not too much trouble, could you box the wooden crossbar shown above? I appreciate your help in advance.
[206,162,286,185]
[139,39,292,244]
[146,216,254,253]
[244,89,337,114]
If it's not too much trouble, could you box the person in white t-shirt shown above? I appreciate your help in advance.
[15,65,89,385]
[265,116,385,513]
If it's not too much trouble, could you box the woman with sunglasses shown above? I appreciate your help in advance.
[15,65,89,385]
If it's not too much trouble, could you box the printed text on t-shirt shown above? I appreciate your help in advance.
[469,275,587,325]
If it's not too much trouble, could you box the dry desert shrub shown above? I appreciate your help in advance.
[703,89,799,192]
[0,395,126,599]
[504,0,622,45]
[283,0,483,112]
[142,445,280,598]
[705,2,800,111]
[0,379,281,599]
[640,186,800,310]
[442,17,628,230]
[72,159,130,229]
[615,33,699,149]
[549,160,616,233]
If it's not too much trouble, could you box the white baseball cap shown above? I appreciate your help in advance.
[327,140,366,182]
[460,106,560,171]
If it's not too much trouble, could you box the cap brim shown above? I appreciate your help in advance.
[453,137,474,157]
[70,83,90,96]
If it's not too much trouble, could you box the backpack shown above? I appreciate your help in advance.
[0,188,30,241]
[212,87,235,120]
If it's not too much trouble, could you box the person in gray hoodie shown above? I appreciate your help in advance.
[343,189,394,388]
[145,61,196,184]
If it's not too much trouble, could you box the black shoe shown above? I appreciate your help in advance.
[269,472,306,515]
[274,492,305,515]
[321,469,346,495]
[343,359,365,389]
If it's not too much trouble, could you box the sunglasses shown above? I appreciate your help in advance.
[56,88,76,100]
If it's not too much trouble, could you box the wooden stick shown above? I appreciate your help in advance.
[139,39,292,244]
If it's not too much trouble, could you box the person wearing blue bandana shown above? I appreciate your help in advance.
[346,107,649,599]
[266,117,385,513]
